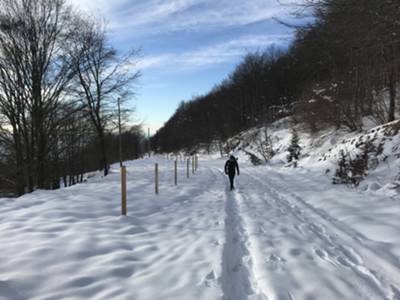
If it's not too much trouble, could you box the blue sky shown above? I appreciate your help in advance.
[69,0,302,133]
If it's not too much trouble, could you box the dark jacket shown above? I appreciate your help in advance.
[225,156,239,176]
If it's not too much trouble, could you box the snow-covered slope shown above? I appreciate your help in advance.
[223,117,400,196]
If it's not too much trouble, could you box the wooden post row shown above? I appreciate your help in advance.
[155,163,159,194]
[121,166,127,215]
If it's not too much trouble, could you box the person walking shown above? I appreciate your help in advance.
[224,155,239,190]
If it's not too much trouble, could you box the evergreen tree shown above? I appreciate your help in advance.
[349,141,374,186]
[333,150,350,184]
[287,129,301,166]
[348,154,366,186]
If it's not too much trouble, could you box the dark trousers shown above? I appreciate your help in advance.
[228,173,235,190]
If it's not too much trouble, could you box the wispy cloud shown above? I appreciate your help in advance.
[67,1,298,74]
[138,33,291,71]
[116,0,284,32]
[68,0,295,36]
[68,0,126,14]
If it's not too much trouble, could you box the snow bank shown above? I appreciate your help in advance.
[220,117,400,196]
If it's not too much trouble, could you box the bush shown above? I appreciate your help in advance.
[255,128,275,163]
[333,140,376,186]
[245,151,263,166]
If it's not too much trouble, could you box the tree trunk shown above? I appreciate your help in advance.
[14,136,25,196]
[388,71,396,122]
[98,128,109,176]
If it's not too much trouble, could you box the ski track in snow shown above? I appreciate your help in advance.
[1,157,400,300]
[235,167,400,300]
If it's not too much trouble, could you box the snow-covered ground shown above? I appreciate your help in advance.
[225,118,400,196]
[1,156,400,300]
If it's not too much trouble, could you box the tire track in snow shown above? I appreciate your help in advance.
[261,172,400,300]
[244,169,400,300]
[215,168,268,300]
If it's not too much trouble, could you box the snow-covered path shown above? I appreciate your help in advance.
[1,157,400,300]
[230,167,400,300]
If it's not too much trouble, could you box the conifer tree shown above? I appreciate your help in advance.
[287,129,301,166]
[333,149,350,184]
[349,140,374,186]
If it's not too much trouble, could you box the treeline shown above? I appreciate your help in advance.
[152,0,400,153]
[0,0,142,196]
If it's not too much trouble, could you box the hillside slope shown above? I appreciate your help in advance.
[222,118,400,196]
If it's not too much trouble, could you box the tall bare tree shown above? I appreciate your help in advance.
[0,0,80,192]
[72,20,140,176]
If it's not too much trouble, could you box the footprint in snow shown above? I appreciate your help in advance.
[211,239,221,246]
[258,226,266,234]
[232,261,242,272]
[201,270,219,288]
[265,254,286,271]
[314,248,328,260]
[289,248,303,257]
[293,224,305,235]
[308,223,325,233]
[337,245,363,265]
[280,227,289,234]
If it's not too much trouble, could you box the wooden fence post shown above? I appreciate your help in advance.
[192,156,195,174]
[195,155,198,171]
[121,166,127,215]
[155,163,159,194]
[174,160,178,185]
[186,158,190,178]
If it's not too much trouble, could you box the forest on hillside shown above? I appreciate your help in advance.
[0,0,144,196]
[152,0,400,153]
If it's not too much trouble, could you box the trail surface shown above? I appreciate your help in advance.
[0,158,399,300]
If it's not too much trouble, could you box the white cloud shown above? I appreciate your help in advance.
[114,0,197,28]
[137,54,174,69]
[67,1,297,70]
[68,0,294,36]
[138,33,291,71]
[68,0,127,13]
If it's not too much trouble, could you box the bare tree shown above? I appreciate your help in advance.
[72,19,140,176]
[0,0,80,193]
